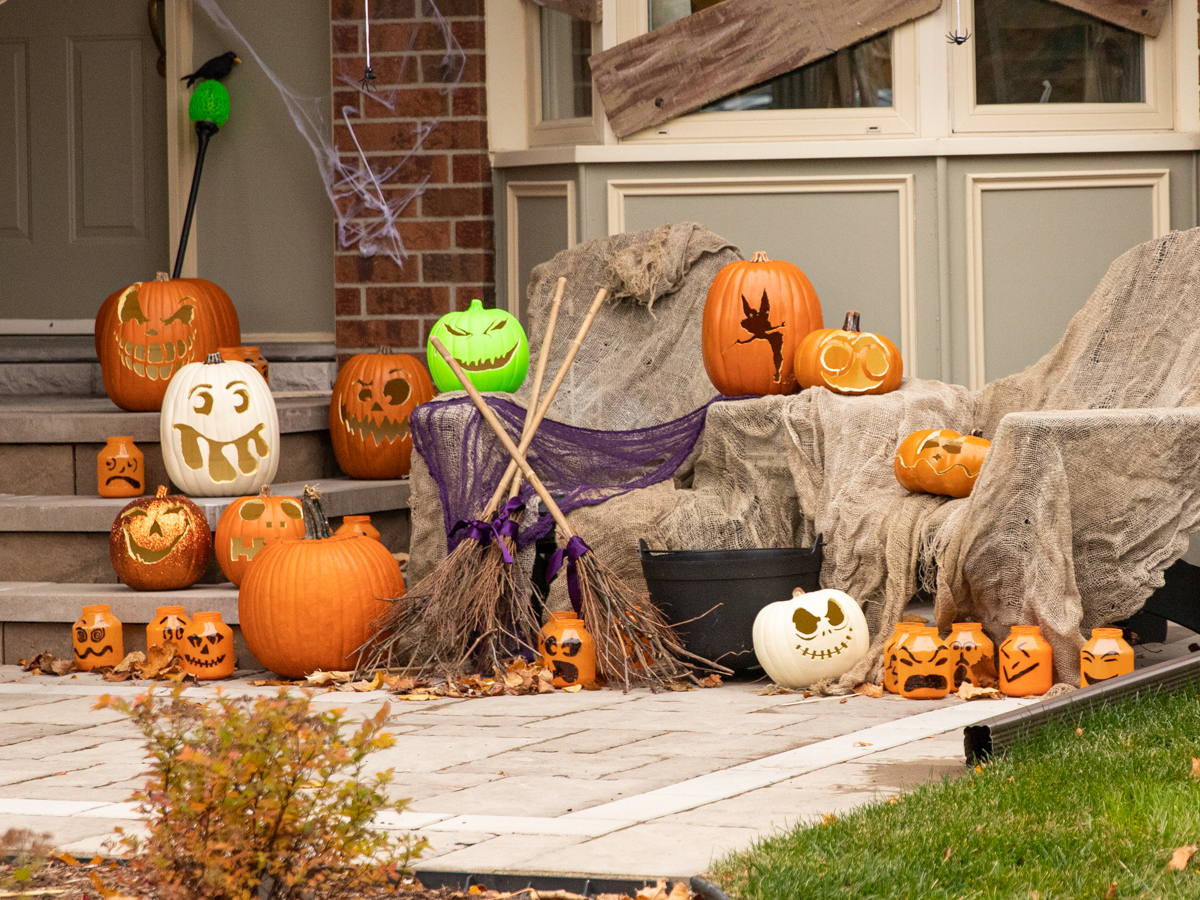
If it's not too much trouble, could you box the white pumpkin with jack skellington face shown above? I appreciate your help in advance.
[160,353,280,496]
[752,588,870,688]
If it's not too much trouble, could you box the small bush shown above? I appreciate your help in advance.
[97,688,426,900]
[0,827,55,892]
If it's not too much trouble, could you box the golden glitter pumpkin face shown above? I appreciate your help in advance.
[121,504,193,565]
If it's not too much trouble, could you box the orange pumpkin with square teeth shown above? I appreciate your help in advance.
[896,625,951,699]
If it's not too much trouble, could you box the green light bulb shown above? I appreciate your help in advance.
[188,81,230,128]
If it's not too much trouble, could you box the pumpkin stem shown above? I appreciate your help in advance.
[155,272,171,282]
[155,485,168,499]
[260,485,272,497]
[301,484,333,540]
[750,251,770,263]
[204,351,223,365]
[843,311,861,332]
[970,428,984,438]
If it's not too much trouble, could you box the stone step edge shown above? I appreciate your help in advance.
[0,582,241,624]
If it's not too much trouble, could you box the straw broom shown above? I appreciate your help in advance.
[361,283,609,677]
[430,337,732,691]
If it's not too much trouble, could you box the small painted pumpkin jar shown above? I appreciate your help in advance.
[999,625,1054,697]
[97,437,145,498]
[947,622,995,690]
[73,604,123,671]
[336,515,381,541]
[180,611,235,680]
[1080,627,1134,687]
[147,605,190,650]
[219,346,269,385]
[882,621,919,694]
[539,611,596,688]
[895,625,952,700]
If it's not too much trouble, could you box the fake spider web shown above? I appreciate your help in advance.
[193,0,465,268]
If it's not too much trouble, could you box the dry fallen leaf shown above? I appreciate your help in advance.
[821,813,838,825]
[1076,727,1084,736]
[901,614,929,624]
[666,881,691,900]
[562,684,583,693]
[666,681,694,692]
[969,655,999,689]
[957,682,1002,701]
[699,673,723,688]
[635,880,669,900]
[852,741,873,747]
[1105,880,1118,899]
[943,847,952,861]
[1191,757,1200,780]
[1168,843,1198,871]
[21,651,74,677]
[853,682,884,699]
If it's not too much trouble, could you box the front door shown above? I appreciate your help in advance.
[0,0,169,322]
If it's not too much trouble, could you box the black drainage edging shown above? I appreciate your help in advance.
[964,649,1200,765]
[413,870,731,899]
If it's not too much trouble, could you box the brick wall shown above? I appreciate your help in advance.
[330,0,492,363]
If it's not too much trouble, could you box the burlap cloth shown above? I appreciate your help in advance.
[409,225,1200,688]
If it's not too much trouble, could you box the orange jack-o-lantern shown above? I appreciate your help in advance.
[336,515,382,541]
[947,622,995,690]
[214,487,304,586]
[330,350,435,479]
[147,605,190,650]
[896,625,952,699]
[539,611,596,687]
[73,604,124,671]
[180,611,235,680]
[894,428,991,499]
[795,311,903,396]
[882,621,919,694]
[1080,627,1133,687]
[999,625,1054,697]
[219,346,269,384]
[109,485,213,591]
[97,436,145,498]
[96,273,240,411]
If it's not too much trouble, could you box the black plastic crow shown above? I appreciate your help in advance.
[182,51,241,87]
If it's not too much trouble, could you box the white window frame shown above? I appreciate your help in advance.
[949,0,1176,133]
[527,4,603,146]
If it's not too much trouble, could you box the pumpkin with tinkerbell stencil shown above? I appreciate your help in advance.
[427,299,529,393]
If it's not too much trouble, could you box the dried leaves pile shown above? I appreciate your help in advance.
[21,644,191,684]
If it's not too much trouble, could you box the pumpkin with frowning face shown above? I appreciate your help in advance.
[752,588,869,688]
[896,626,952,699]
[999,625,1054,697]
[180,611,235,680]
[214,488,304,586]
[894,428,991,499]
[427,300,529,393]
[330,350,435,479]
[110,485,213,590]
[795,311,902,396]
[96,273,240,411]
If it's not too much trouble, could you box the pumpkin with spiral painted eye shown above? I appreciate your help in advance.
[73,604,124,671]
[330,349,435,478]
[427,300,529,393]
[110,485,213,590]
[752,588,869,688]
[214,488,304,586]
[147,606,190,650]
[795,311,902,395]
[894,428,991,499]
[95,273,240,411]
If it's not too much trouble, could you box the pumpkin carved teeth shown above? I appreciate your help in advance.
[337,402,409,446]
[173,422,270,483]
[116,332,194,379]
[459,343,517,373]
[795,633,852,659]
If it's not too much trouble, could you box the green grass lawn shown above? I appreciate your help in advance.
[710,687,1200,900]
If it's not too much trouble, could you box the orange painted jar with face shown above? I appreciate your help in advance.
[147,605,190,651]
[1080,627,1133,687]
[999,625,1054,697]
[882,621,918,694]
[895,625,952,699]
[97,437,145,498]
[539,611,596,688]
[947,622,995,690]
[336,515,382,541]
[180,611,235,680]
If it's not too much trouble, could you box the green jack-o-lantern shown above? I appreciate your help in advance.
[427,299,529,393]
[189,80,230,128]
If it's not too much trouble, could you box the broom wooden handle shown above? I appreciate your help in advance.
[479,286,607,516]
[432,337,577,539]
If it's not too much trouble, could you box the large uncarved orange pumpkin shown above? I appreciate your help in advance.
[329,350,435,479]
[238,487,404,678]
[95,272,240,411]
[702,251,823,396]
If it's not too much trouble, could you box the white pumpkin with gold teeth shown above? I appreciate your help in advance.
[160,353,280,496]
[752,588,870,688]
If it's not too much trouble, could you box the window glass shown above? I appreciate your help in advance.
[974,0,1144,104]
[540,8,593,121]
[648,0,892,110]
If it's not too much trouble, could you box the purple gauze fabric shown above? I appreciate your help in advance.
[410,396,718,551]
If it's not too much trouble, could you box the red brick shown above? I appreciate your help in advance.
[451,152,490,184]
[369,22,421,52]
[336,253,420,284]
[422,51,483,85]
[436,0,484,15]
[451,86,485,117]
[453,284,495,310]
[454,219,493,249]
[366,285,450,315]
[363,86,449,118]
[368,153,448,184]
[372,0,419,17]
[330,0,363,19]
[421,185,491,218]
[450,20,484,51]
[332,24,360,54]
[337,318,422,349]
[333,89,363,118]
[425,252,493,283]
[336,287,363,316]
[333,55,419,88]
[400,220,451,249]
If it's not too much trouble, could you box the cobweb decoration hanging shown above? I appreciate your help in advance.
[193,0,465,267]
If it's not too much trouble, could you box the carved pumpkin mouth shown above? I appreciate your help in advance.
[173,423,269,483]
[337,402,410,446]
[795,632,852,660]
[115,332,194,380]
[903,673,947,692]
[459,342,517,372]
[123,519,190,564]
[74,645,114,660]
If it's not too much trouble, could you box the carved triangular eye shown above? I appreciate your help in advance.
[826,600,844,626]
[117,286,148,324]
[793,607,819,635]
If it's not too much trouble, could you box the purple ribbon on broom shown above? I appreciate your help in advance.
[546,534,590,614]
[449,497,525,565]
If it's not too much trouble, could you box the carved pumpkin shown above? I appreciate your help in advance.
[947,622,995,689]
[95,273,240,411]
[999,625,1054,697]
[110,485,213,590]
[147,605,190,650]
[702,251,823,397]
[330,350,435,479]
[894,428,991,499]
[539,611,596,688]
[427,300,529,393]
[882,621,919,694]
[1080,627,1133,687]
[336,515,381,541]
[213,487,304,586]
[73,604,124,671]
[895,625,952,699]
[795,311,902,395]
[160,353,280,497]
[219,346,269,384]
[752,588,870,688]
[97,436,145,498]
[180,611,235,680]
[238,487,405,679]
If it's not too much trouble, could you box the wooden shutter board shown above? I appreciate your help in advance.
[526,0,602,23]
[589,0,942,139]
[1047,0,1167,37]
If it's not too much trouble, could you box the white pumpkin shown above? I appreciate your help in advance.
[160,352,280,496]
[752,588,870,688]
